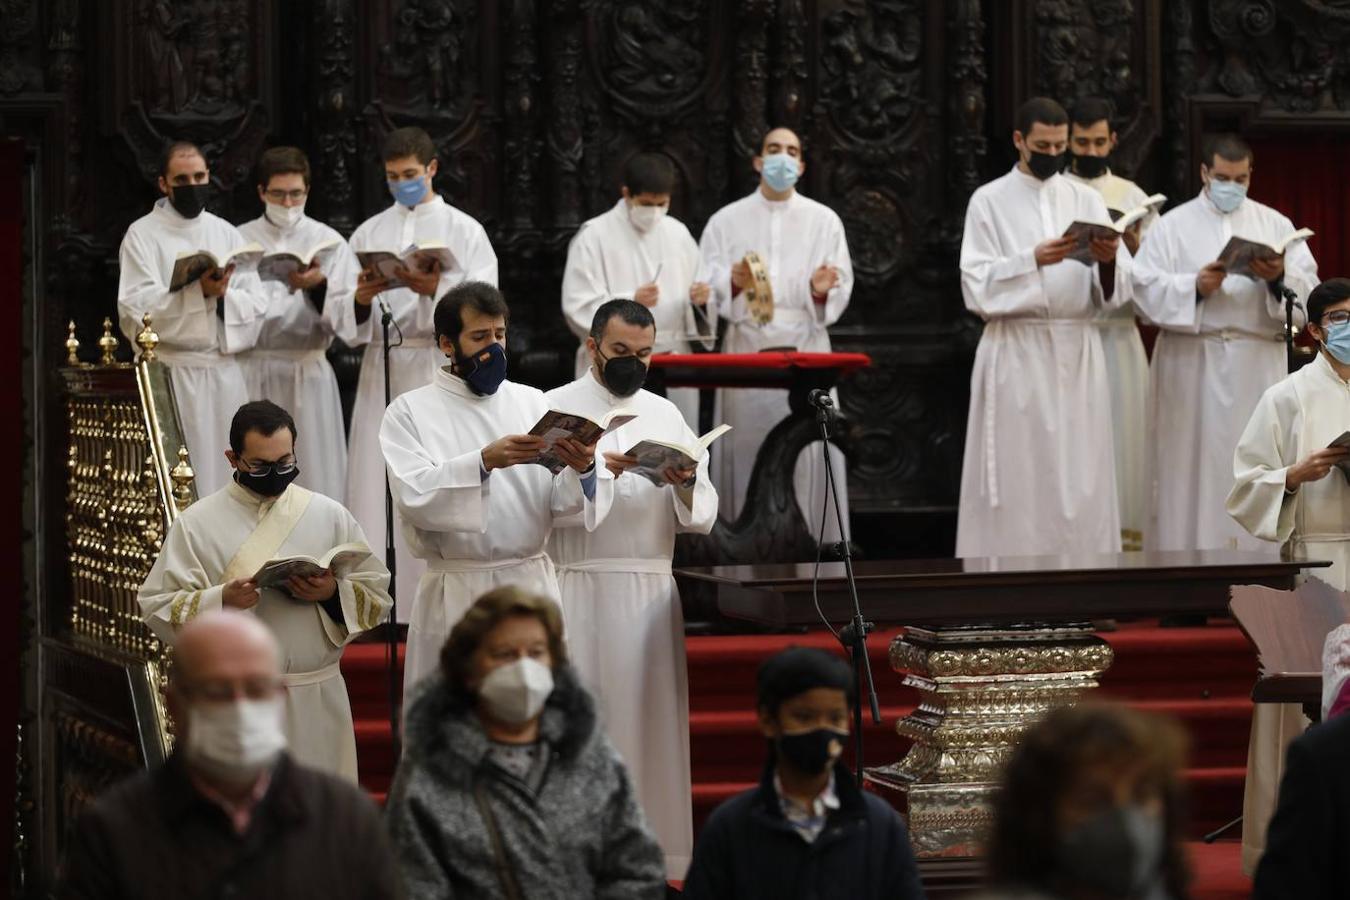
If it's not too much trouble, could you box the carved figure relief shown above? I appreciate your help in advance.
[1207,0,1350,112]
[820,0,923,142]
[377,0,476,117]
[136,0,252,115]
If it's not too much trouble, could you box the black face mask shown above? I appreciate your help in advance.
[596,349,647,398]
[776,728,847,774]
[1071,153,1110,179]
[234,464,300,498]
[1026,149,1066,180]
[169,183,211,219]
[454,341,508,396]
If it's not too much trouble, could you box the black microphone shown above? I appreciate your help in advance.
[808,388,834,409]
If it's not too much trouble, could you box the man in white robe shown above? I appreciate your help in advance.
[331,126,498,610]
[561,153,715,428]
[379,282,611,706]
[1227,278,1350,872]
[237,146,359,502]
[139,400,392,783]
[1133,133,1318,552]
[117,140,268,495]
[698,127,853,542]
[956,97,1132,558]
[546,299,718,878]
[1064,97,1157,551]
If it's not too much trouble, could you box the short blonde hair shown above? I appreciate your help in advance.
[439,586,567,696]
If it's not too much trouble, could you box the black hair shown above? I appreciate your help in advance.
[756,646,854,716]
[434,281,511,345]
[256,146,311,189]
[382,126,436,165]
[159,140,205,177]
[1014,97,1069,137]
[229,400,297,455]
[589,298,655,343]
[1201,133,1254,168]
[1308,278,1350,325]
[622,153,676,196]
[1068,96,1114,132]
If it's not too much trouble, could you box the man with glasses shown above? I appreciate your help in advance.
[237,146,360,502]
[59,610,400,898]
[139,400,392,782]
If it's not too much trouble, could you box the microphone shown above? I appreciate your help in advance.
[808,388,834,410]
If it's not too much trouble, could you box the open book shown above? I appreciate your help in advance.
[256,239,342,285]
[356,242,459,290]
[624,424,731,487]
[1062,195,1165,265]
[527,408,637,474]
[1218,228,1314,279]
[1329,432,1350,485]
[169,244,264,291]
[1106,192,1166,223]
[251,542,373,591]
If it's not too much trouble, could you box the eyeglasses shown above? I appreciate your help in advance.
[263,189,307,203]
[1321,310,1350,326]
[240,458,297,476]
[180,676,283,703]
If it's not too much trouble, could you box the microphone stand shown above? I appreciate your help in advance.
[379,298,400,758]
[812,393,881,788]
[1275,279,1300,374]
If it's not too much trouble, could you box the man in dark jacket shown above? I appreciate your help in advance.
[682,646,926,900]
[1253,711,1350,900]
[57,610,400,900]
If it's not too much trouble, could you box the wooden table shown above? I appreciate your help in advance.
[677,550,1326,881]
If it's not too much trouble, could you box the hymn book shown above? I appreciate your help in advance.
[356,242,459,289]
[623,424,732,487]
[526,408,638,474]
[1218,228,1314,279]
[251,542,373,591]
[1329,431,1350,485]
[169,244,264,291]
[1106,193,1167,223]
[256,239,342,285]
[1061,194,1165,265]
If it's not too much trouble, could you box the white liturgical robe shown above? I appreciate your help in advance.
[379,367,611,707]
[545,372,717,878]
[956,166,1133,558]
[561,201,716,427]
[117,199,268,495]
[138,481,392,782]
[1133,190,1318,551]
[1066,169,1156,550]
[698,189,853,542]
[333,194,498,612]
[237,212,359,502]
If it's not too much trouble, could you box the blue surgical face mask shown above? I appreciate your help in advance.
[1207,178,1247,214]
[388,174,430,208]
[760,153,800,192]
[454,341,508,395]
[1322,321,1350,365]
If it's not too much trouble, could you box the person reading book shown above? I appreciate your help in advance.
[237,146,361,503]
[117,139,269,494]
[544,298,719,878]
[138,400,392,782]
[335,126,499,610]
[1064,96,1160,254]
[379,282,612,708]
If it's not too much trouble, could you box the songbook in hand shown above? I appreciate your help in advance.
[251,542,373,591]
[1061,195,1165,265]
[169,243,264,291]
[624,423,732,487]
[356,242,459,290]
[1329,431,1350,485]
[256,239,342,285]
[1218,228,1314,280]
[526,408,638,474]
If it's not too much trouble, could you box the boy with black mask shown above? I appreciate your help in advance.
[682,646,926,900]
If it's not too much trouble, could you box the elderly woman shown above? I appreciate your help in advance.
[386,585,666,899]
[981,702,1192,900]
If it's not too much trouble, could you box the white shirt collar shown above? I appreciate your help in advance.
[151,197,203,230]
[434,364,496,401]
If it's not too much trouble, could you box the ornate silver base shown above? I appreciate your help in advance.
[866,623,1113,857]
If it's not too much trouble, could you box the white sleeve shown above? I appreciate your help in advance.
[561,228,611,341]
[319,514,394,647]
[958,193,1047,320]
[1130,220,1201,331]
[219,266,268,354]
[137,516,225,644]
[378,403,491,534]
[117,229,216,349]
[1226,390,1300,545]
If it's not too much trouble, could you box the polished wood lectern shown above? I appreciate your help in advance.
[677,550,1324,872]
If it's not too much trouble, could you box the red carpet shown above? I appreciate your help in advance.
[343,619,1261,894]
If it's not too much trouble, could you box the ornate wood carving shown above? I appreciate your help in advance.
[309,0,360,233]
[1205,0,1350,112]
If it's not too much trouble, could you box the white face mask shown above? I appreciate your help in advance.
[478,657,554,725]
[627,202,667,234]
[265,200,305,229]
[184,696,287,785]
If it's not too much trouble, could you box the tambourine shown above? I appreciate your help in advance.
[743,251,774,325]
